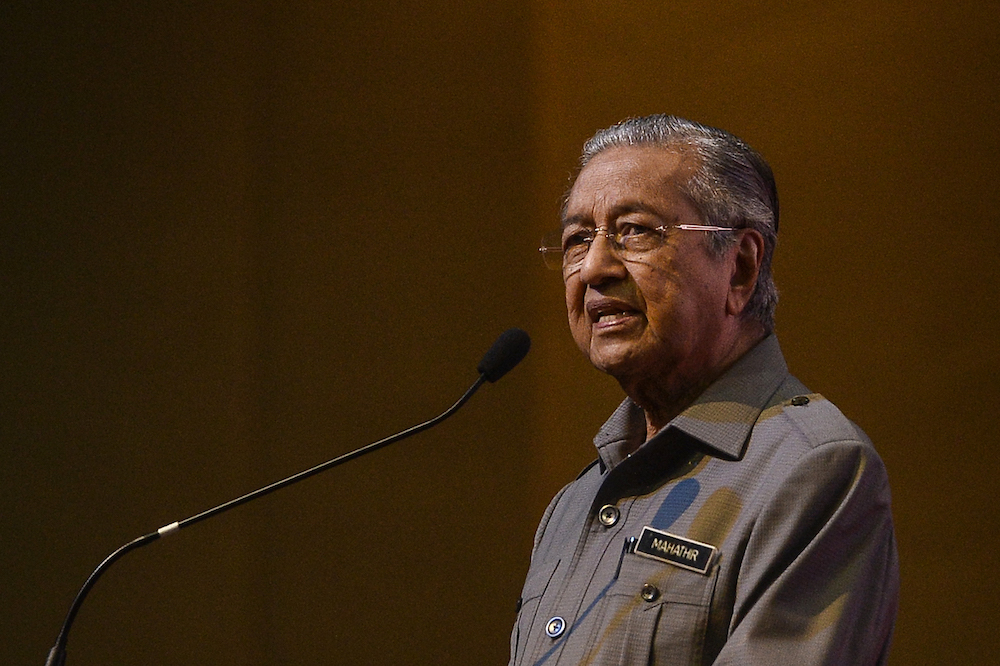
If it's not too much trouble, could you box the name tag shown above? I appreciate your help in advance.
[634,526,718,575]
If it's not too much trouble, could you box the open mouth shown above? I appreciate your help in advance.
[595,311,635,323]
[587,299,641,325]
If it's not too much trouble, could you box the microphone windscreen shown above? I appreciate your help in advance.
[477,328,531,382]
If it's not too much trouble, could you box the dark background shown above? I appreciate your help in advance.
[4,1,998,664]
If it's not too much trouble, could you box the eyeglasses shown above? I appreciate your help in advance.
[539,222,733,273]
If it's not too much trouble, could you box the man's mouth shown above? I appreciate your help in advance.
[596,311,633,323]
[587,299,641,325]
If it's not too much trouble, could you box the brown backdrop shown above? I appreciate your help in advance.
[4,1,998,664]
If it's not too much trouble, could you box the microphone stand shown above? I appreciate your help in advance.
[44,374,489,666]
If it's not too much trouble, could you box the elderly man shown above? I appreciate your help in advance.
[511,115,898,665]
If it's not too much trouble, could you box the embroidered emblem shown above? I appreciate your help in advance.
[634,526,718,575]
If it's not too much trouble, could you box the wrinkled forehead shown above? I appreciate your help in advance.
[562,145,699,227]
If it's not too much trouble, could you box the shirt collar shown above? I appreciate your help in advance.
[593,334,790,470]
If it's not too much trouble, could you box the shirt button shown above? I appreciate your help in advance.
[545,616,566,638]
[640,584,660,602]
[598,504,621,526]
[791,395,810,406]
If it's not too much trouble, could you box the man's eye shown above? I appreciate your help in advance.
[618,223,656,238]
[562,230,593,250]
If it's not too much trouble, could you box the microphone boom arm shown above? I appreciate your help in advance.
[45,372,490,666]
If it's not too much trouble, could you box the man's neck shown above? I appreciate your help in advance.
[633,326,766,444]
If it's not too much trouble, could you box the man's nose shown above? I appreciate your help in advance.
[577,233,627,284]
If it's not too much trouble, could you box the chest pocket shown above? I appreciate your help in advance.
[510,559,560,664]
[601,553,719,666]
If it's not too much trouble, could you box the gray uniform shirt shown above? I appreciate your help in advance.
[510,336,899,665]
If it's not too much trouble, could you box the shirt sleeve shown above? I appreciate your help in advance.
[712,439,899,665]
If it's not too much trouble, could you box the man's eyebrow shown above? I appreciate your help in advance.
[561,213,590,229]
[609,202,669,220]
[561,202,668,228]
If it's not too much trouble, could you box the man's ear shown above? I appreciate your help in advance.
[727,229,764,317]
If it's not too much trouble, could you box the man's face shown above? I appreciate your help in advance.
[562,145,735,397]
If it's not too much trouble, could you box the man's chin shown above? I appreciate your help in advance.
[586,345,640,378]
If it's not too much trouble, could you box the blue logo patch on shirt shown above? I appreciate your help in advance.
[634,526,717,575]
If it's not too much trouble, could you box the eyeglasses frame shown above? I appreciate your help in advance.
[538,223,734,273]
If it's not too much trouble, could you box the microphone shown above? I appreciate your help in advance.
[44,328,530,666]
[478,327,531,382]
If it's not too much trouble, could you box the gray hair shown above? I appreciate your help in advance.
[576,114,779,332]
